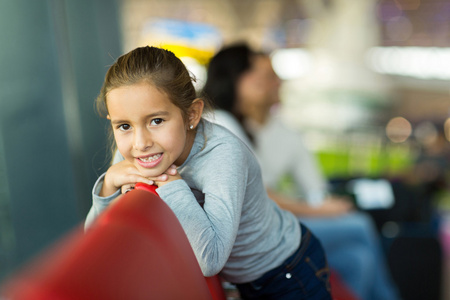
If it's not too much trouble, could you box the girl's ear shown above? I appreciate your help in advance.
[107,115,111,120]
[188,98,204,129]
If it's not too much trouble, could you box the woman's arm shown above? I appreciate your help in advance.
[267,188,353,217]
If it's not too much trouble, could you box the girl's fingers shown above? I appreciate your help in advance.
[137,177,155,185]
[155,174,168,181]
[131,175,154,186]
[141,165,179,186]
[166,164,178,176]
[121,184,135,194]
[121,176,154,192]
[121,176,156,193]
[166,168,177,176]
[149,166,177,182]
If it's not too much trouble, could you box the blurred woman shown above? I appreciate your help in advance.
[202,44,400,300]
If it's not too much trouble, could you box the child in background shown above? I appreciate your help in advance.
[85,46,331,299]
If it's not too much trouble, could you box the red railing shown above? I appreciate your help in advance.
[1,184,226,300]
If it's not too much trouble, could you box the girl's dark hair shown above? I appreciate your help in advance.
[97,46,199,120]
[201,43,255,141]
[96,46,209,160]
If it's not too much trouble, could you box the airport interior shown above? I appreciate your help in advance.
[1,0,450,299]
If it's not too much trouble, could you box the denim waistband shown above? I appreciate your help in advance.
[236,223,310,287]
[285,223,311,271]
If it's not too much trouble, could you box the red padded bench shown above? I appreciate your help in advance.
[1,186,226,300]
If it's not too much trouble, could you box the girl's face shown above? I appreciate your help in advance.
[106,82,195,178]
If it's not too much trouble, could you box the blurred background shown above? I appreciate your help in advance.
[1,0,450,299]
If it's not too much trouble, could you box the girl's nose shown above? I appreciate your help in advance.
[133,128,152,151]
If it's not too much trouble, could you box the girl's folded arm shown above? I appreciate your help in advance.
[157,148,248,276]
[85,173,121,229]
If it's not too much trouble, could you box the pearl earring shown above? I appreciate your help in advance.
[189,125,194,130]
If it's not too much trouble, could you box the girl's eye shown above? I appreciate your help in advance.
[118,124,131,131]
[150,118,164,126]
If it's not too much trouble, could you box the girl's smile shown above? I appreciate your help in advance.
[136,153,163,168]
[106,82,195,178]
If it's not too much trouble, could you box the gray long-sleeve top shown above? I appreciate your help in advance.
[85,120,300,284]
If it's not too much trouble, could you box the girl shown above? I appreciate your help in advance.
[85,46,331,299]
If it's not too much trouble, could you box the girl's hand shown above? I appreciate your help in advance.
[100,160,154,197]
[147,164,182,188]
[100,162,182,197]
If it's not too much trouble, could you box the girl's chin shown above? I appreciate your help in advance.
[136,166,165,178]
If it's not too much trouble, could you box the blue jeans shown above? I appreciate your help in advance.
[235,223,332,300]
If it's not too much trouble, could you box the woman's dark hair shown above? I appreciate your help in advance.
[202,44,254,114]
[201,43,255,140]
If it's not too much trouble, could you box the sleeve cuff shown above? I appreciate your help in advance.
[156,179,191,200]
[85,172,121,230]
[92,172,121,211]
